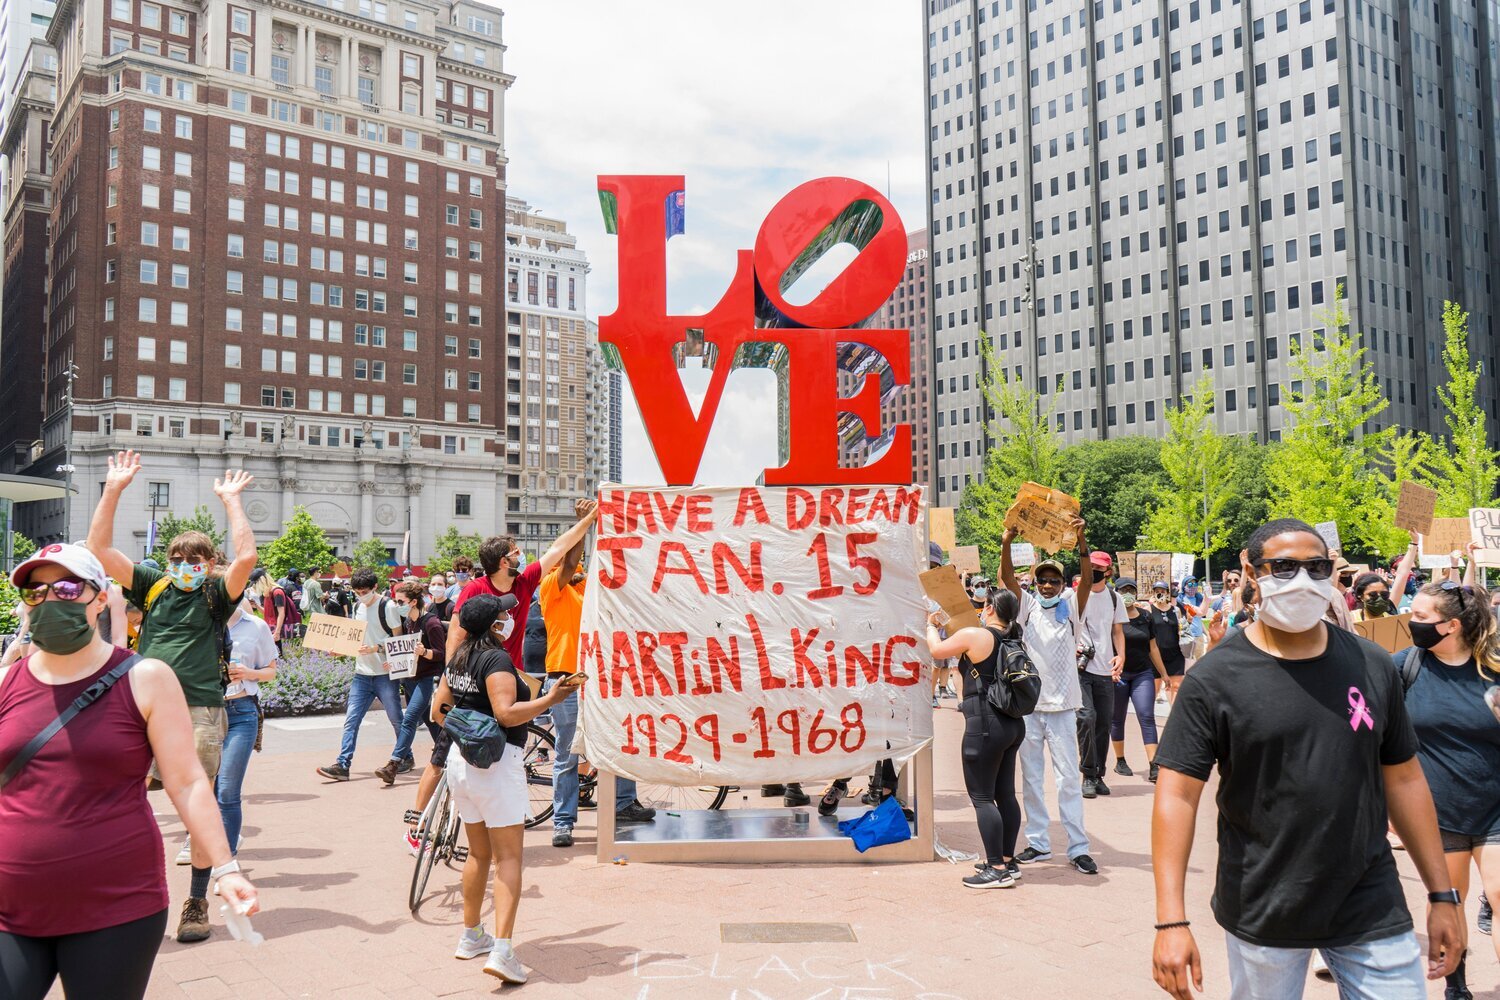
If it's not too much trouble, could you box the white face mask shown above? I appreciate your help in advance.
[1254,569,1335,634]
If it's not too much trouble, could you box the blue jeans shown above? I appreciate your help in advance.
[393,676,437,764]
[336,673,403,769]
[544,675,637,831]
[1020,708,1091,859]
[1224,929,1424,1000]
[215,696,260,854]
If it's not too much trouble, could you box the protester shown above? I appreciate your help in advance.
[1397,580,1500,999]
[380,581,447,787]
[926,587,1028,887]
[1152,518,1462,999]
[86,450,257,943]
[1146,580,1188,702]
[1076,551,1126,799]
[447,558,474,601]
[299,569,325,634]
[1110,578,1169,783]
[0,544,258,996]
[434,595,583,983]
[251,570,294,651]
[999,521,1099,875]
[1350,572,1399,623]
[428,575,455,624]
[218,594,278,856]
[316,567,406,781]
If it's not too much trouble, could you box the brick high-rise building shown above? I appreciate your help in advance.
[15,0,513,555]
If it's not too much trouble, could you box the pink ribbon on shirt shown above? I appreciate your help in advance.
[1348,687,1375,731]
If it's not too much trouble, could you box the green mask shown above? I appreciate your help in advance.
[27,600,96,654]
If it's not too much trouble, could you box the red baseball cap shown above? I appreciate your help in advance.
[1089,551,1113,569]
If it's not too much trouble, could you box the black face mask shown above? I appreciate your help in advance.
[1409,620,1450,650]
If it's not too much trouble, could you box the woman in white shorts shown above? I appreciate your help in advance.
[431,594,581,984]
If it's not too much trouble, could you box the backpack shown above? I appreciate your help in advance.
[965,627,1041,718]
[367,595,394,640]
[1398,648,1425,693]
[143,576,232,688]
[269,585,301,639]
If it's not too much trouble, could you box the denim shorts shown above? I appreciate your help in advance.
[1440,827,1500,853]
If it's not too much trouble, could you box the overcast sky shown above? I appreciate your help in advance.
[501,2,926,486]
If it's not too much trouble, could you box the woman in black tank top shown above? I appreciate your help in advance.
[925,589,1029,889]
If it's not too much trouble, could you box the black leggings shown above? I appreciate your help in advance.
[0,908,167,1000]
[960,695,1026,864]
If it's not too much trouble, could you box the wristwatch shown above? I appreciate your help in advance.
[1428,889,1461,905]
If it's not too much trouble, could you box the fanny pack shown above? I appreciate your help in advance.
[443,708,506,768]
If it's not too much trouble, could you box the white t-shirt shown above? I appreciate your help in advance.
[1080,584,1129,676]
[225,612,278,698]
[354,596,405,676]
[1018,589,1082,712]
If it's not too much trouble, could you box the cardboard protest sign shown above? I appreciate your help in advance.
[1315,521,1341,553]
[949,545,982,575]
[1115,551,1137,581]
[1009,542,1036,568]
[302,613,366,657]
[577,486,934,785]
[1470,508,1500,567]
[1353,612,1413,654]
[383,633,419,680]
[1394,482,1437,535]
[1136,552,1173,590]
[929,507,957,552]
[919,564,982,632]
[1003,482,1081,552]
[1425,517,1472,561]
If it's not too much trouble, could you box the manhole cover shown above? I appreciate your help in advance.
[720,922,857,943]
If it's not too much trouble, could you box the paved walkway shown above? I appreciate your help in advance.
[106,702,1497,999]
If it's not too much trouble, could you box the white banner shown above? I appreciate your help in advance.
[577,486,935,785]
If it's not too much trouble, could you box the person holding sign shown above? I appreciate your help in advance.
[1396,581,1500,999]
[316,568,407,783]
[1152,519,1462,1000]
[999,520,1100,877]
[381,581,448,788]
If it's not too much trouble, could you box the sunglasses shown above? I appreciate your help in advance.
[19,577,96,606]
[1439,580,1471,609]
[1252,557,1335,581]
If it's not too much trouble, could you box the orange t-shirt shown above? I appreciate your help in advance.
[538,568,586,674]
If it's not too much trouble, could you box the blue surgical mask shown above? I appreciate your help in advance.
[1038,593,1063,609]
[169,560,209,591]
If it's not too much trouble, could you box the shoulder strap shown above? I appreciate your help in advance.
[374,596,392,638]
[143,576,172,613]
[0,653,142,792]
[1399,648,1424,693]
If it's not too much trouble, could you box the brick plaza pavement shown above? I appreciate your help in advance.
[103,702,1497,1000]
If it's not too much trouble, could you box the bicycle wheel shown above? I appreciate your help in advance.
[408,781,449,912]
[521,723,557,829]
[630,782,731,812]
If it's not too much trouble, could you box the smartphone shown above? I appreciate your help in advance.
[565,672,589,684]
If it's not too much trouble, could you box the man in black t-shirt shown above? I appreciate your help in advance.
[1150,518,1462,1000]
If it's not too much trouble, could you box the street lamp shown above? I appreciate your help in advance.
[58,362,79,539]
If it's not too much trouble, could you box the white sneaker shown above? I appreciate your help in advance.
[454,926,495,960]
[174,839,192,866]
[484,943,528,984]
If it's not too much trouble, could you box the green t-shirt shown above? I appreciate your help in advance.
[126,565,240,708]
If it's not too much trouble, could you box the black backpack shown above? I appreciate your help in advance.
[1398,648,1425,693]
[966,627,1042,718]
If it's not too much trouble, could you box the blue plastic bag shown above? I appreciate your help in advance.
[836,794,912,852]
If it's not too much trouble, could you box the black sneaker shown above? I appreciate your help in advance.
[316,763,350,781]
[1081,778,1098,799]
[783,783,811,807]
[1094,779,1111,796]
[1444,984,1473,1000]
[395,757,415,774]
[1114,758,1133,777]
[616,800,657,823]
[1479,892,1492,935]
[551,828,573,848]
[818,783,847,817]
[1148,762,1159,784]
[1006,859,1021,880]
[1070,854,1100,875]
[1015,846,1052,864]
[760,784,786,797]
[962,865,1016,889]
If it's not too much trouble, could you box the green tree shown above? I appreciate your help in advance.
[1143,375,1239,572]
[426,525,483,575]
[148,506,225,566]
[956,335,1062,567]
[1431,300,1499,516]
[1219,441,1272,562]
[0,578,20,634]
[1055,436,1164,559]
[351,537,395,586]
[11,532,35,562]
[1264,290,1403,555]
[261,507,337,580]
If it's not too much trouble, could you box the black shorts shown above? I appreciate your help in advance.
[1162,654,1187,677]
[430,728,453,769]
[1440,828,1500,853]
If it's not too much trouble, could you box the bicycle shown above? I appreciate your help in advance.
[408,768,465,913]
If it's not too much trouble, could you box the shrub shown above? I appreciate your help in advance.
[0,579,21,636]
[260,645,355,717]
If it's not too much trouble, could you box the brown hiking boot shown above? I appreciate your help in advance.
[176,897,210,942]
[374,759,399,785]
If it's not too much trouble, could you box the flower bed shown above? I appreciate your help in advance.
[259,645,354,718]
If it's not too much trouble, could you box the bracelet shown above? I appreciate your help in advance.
[210,859,242,880]
[1154,920,1190,931]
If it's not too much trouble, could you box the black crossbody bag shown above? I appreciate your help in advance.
[0,653,142,791]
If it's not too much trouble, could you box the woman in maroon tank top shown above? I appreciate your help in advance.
[0,544,259,1000]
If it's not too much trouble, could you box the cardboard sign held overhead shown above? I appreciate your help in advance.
[1314,521,1341,553]
[949,544,982,575]
[1115,551,1137,581]
[1136,552,1173,590]
[1426,517,1472,561]
[302,613,366,657]
[1353,612,1413,654]
[1003,482,1081,553]
[1394,482,1438,535]
[929,507,957,552]
[919,564,982,633]
[1469,508,1500,567]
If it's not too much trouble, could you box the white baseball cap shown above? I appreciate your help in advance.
[10,542,111,592]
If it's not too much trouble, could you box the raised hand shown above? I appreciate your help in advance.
[576,497,599,521]
[214,469,254,500]
[104,450,143,493]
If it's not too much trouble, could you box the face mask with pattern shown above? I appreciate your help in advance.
[169,559,209,591]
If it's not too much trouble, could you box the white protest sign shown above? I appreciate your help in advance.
[1315,521,1342,553]
[577,486,935,786]
[384,632,419,680]
[1171,553,1196,582]
[1009,542,1036,568]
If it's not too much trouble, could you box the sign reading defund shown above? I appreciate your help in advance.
[577,486,935,785]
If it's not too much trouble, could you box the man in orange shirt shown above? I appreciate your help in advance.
[541,501,656,848]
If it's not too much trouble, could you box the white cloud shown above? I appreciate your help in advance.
[502,2,924,485]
